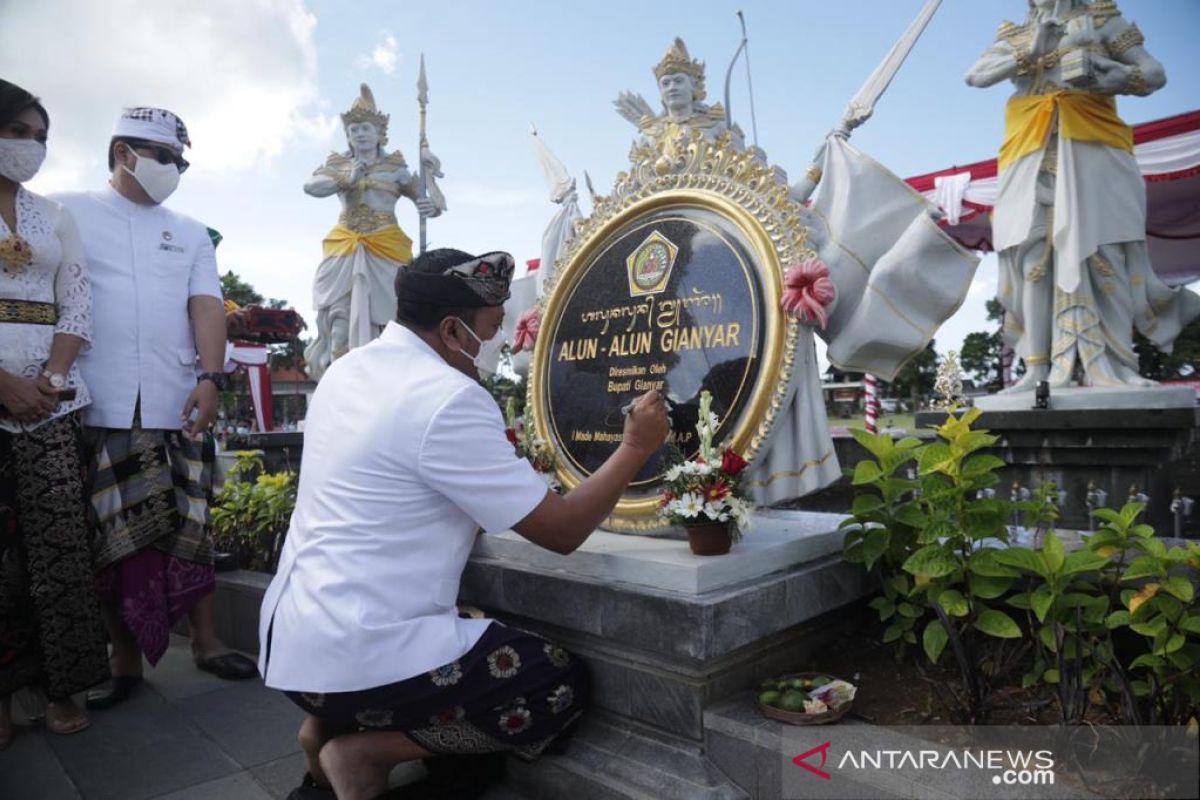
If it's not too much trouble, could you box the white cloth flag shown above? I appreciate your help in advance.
[530,130,583,296]
[813,136,980,380]
[745,135,979,504]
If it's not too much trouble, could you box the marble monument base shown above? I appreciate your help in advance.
[974,384,1195,412]
[459,510,871,799]
[918,403,1199,536]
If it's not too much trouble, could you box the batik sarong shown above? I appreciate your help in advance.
[84,421,216,665]
[284,622,589,761]
[0,414,110,698]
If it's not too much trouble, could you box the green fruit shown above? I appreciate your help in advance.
[779,691,807,712]
[801,678,813,689]
[811,675,831,688]
[758,690,782,707]
[790,678,807,690]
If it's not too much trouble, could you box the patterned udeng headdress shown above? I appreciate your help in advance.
[341,83,390,148]
[112,107,191,153]
[396,250,515,308]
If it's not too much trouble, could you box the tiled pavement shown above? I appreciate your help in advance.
[0,636,520,800]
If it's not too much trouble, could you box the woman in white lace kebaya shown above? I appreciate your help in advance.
[0,80,109,747]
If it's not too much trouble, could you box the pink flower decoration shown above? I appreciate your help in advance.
[781,258,836,329]
[512,308,541,353]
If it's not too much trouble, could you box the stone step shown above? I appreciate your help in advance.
[705,691,818,800]
[504,713,747,800]
[705,694,1093,800]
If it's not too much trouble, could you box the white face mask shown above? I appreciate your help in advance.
[0,139,46,183]
[122,148,181,203]
[453,316,505,380]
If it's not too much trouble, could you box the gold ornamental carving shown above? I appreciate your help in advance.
[528,129,812,532]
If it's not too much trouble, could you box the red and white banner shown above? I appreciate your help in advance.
[224,341,274,433]
[906,110,1200,287]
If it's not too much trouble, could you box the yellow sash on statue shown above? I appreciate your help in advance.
[321,224,413,264]
[999,92,1133,171]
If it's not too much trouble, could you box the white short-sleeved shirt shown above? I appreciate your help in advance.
[51,187,222,430]
[258,322,549,693]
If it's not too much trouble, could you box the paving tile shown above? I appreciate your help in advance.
[44,690,239,800]
[175,680,305,769]
[0,729,81,800]
[151,770,273,800]
[142,635,231,702]
[246,752,307,799]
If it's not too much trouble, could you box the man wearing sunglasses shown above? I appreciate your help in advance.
[52,107,256,710]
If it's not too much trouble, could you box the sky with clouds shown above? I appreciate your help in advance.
[3,0,1198,367]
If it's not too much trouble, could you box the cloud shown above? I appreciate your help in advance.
[3,0,337,189]
[357,32,399,75]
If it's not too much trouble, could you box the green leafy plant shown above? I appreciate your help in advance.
[996,530,1112,722]
[1096,505,1200,725]
[845,411,1200,729]
[211,451,297,572]
[845,407,1027,722]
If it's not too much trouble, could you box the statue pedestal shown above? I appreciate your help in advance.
[973,385,1195,412]
[460,510,870,799]
[918,402,1200,535]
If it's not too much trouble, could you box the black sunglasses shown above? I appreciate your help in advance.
[125,139,190,174]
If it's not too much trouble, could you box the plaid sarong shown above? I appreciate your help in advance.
[84,423,214,571]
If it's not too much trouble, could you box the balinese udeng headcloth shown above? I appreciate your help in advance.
[341,83,390,148]
[396,250,515,308]
[654,38,706,102]
[112,107,191,153]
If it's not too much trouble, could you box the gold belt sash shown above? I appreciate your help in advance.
[0,299,56,324]
[999,92,1133,171]
[322,223,413,264]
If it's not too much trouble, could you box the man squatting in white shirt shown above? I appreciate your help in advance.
[257,248,670,800]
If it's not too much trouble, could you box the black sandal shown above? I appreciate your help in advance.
[286,772,335,800]
[85,676,143,710]
[194,652,258,680]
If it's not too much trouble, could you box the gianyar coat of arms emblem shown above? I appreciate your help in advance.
[626,231,678,297]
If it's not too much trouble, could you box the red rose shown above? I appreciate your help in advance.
[721,449,748,476]
[505,428,518,445]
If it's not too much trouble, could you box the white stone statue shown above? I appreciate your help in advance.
[966,0,1200,391]
[614,38,747,172]
[304,84,446,379]
[534,37,980,507]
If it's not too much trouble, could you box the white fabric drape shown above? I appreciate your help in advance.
[745,135,979,504]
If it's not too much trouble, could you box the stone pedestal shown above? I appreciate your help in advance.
[917,404,1200,536]
[459,510,871,799]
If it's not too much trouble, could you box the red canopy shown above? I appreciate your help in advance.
[905,110,1200,287]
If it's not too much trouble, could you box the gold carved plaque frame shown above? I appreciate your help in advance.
[527,131,813,532]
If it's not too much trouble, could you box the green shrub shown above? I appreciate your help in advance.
[211,451,297,572]
[842,407,1199,727]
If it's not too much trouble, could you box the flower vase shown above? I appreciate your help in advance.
[686,521,732,556]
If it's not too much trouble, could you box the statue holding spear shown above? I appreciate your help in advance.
[303,79,447,379]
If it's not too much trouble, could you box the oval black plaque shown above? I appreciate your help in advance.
[542,204,765,499]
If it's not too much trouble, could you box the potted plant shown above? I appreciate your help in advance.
[658,390,752,555]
